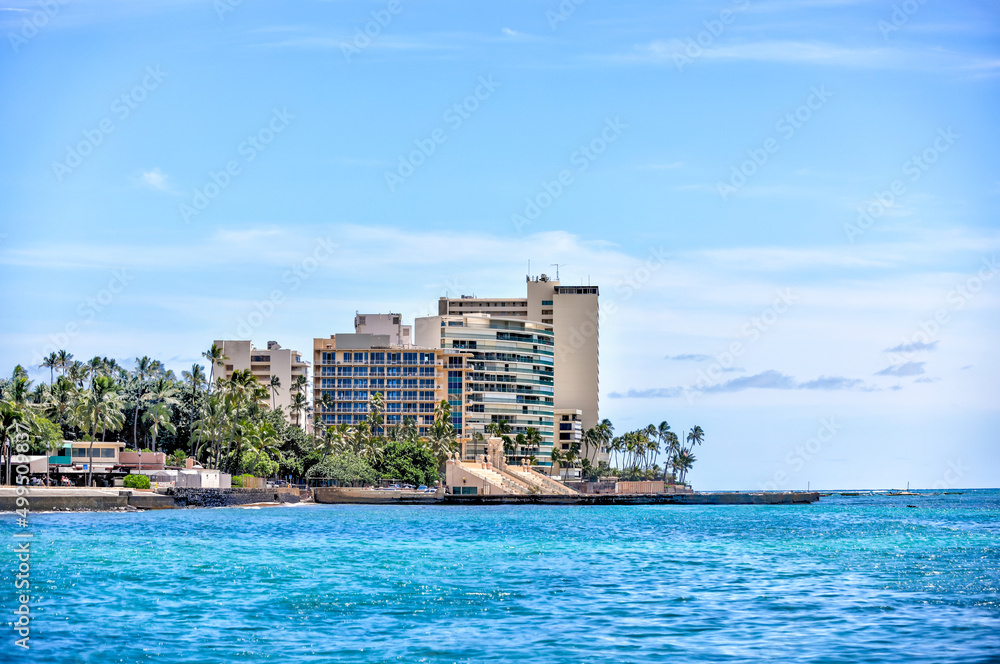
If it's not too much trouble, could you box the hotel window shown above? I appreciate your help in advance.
[354,352,366,363]
[342,353,351,362]
[102,448,116,458]
[542,300,552,305]
[403,353,418,365]
[419,367,435,377]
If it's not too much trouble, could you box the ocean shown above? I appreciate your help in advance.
[3,490,999,663]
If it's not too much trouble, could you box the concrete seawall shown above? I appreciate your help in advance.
[441,492,820,505]
[312,489,820,506]
[0,487,301,511]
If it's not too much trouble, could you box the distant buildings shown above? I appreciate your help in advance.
[210,340,310,428]
[219,270,605,474]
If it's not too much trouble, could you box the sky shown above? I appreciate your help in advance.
[1,0,997,490]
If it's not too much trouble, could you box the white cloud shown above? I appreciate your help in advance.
[138,168,176,193]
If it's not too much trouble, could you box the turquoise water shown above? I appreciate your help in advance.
[3,491,999,663]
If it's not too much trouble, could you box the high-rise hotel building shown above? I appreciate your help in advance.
[312,333,460,437]
[414,314,556,468]
[211,340,310,428]
[436,274,603,462]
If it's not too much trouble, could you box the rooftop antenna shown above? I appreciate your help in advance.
[527,259,531,281]
[551,263,565,281]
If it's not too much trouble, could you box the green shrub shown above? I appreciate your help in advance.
[123,474,151,490]
[306,452,377,486]
[231,474,257,487]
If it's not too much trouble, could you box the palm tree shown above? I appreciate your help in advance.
[44,376,77,436]
[202,344,228,394]
[131,356,156,450]
[1,406,29,485]
[56,349,74,377]
[76,376,124,486]
[194,397,227,469]
[290,391,308,428]
[549,447,564,478]
[41,352,59,385]
[427,399,458,467]
[66,361,87,388]
[182,364,206,401]
[268,375,281,410]
[143,403,176,456]
[486,419,513,461]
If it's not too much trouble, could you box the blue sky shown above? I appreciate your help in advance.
[1,0,997,489]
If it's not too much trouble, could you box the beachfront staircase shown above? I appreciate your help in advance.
[460,463,535,495]
[506,466,579,496]
[448,459,581,497]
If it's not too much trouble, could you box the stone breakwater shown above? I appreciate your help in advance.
[169,487,292,508]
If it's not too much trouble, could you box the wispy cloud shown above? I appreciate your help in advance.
[637,162,682,171]
[665,353,712,361]
[875,361,925,377]
[138,168,176,194]
[885,340,938,353]
[602,39,999,74]
[610,369,873,398]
